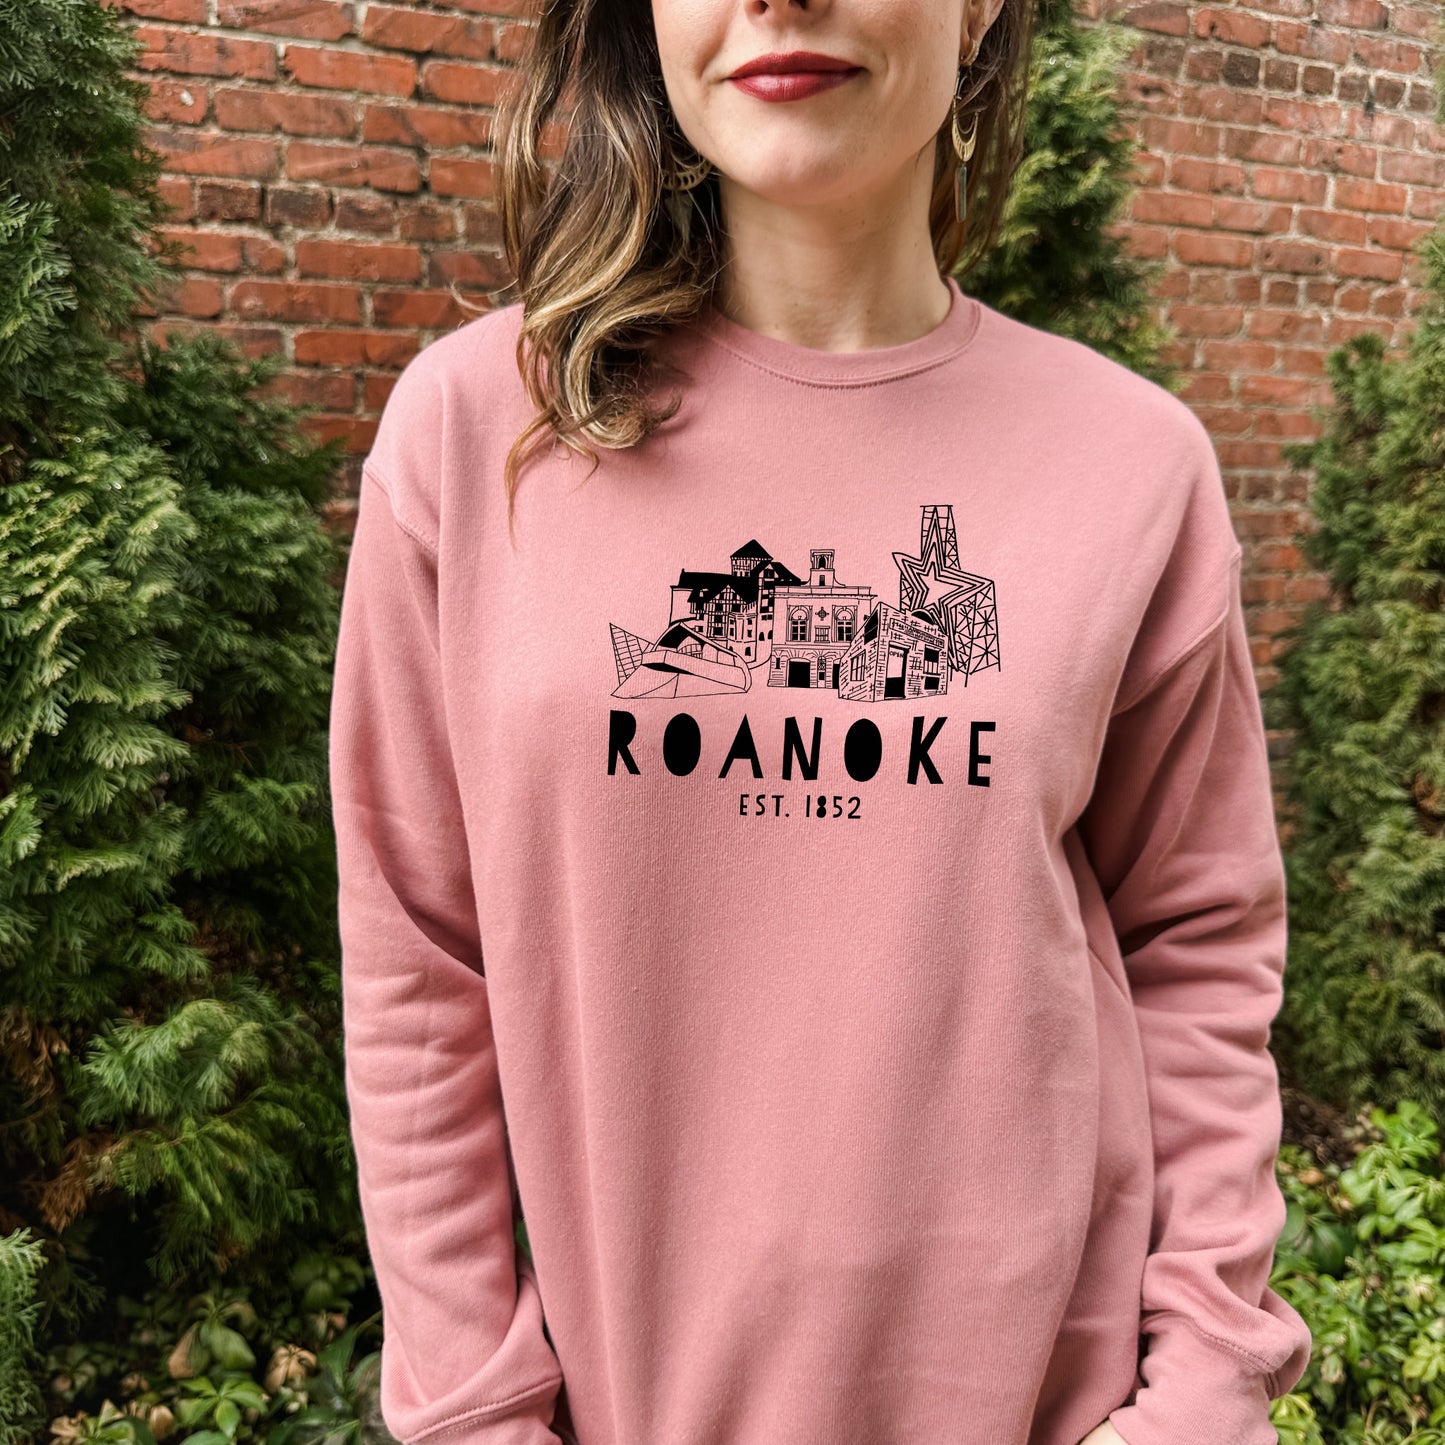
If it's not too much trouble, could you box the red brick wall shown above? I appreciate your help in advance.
[119,0,1442,718]
[1101,0,1443,701]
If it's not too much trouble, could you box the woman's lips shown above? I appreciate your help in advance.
[728,69,863,102]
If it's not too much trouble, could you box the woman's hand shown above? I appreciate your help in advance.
[1076,1422,1128,1445]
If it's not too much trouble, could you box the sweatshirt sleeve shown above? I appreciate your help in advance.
[330,459,565,1445]
[1077,479,1313,1444]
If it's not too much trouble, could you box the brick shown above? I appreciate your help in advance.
[420,58,510,106]
[146,77,208,124]
[428,155,496,199]
[371,289,475,327]
[1372,77,1407,110]
[159,226,245,270]
[1279,346,1329,375]
[335,193,398,233]
[1350,37,1426,75]
[1131,189,1214,226]
[1252,167,1327,204]
[1273,21,1352,63]
[453,203,503,248]
[165,273,225,317]
[1409,188,1445,220]
[364,102,493,149]
[281,45,416,96]
[1333,177,1408,213]
[1262,59,1299,91]
[1262,97,1346,133]
[1223,128,1300,164]
[294,328,418,366]
[133,25,277,80]
[1221,52,1261,88]
[212,325,286,358]
[1184,47,1224,83]
[1191,405,1254,434]
[1260,239,1329,273]
[1175,230,1256,266]
[119,0,206,18]
[428,249,510,288]
[1185,86,1264,124]
[1140,117,1223,156]
[1336,74,1369,105]
[217,0,353,40]
[274,370,354,408]
[1406,84,1438,116]
[402,201,462,242]
[1121,71,1177,111]
[364,373,399,409]
[1298,206,1368,243]
[1193,8,1272,47]
[215,87,356,137]
[304,414,372,451]
[1334,246,1405,281]
[266,186,332,227]
[156,176,195,220]
[232,279,364,322]
[245,235,287,271]
[1285,576,1333,603]
[149,129,281,179]
[1366,216,1434,250]
[1379,151,1443,186]
[1125,1,1190,35]
[286,141,420,190]
[1242,372,1323,407]
[362,6,497,60]
[1226,273,1264,303]
[196,180,262,220]
[1214,198,1293,232]
[1301,139,1378,179]
[1201,339,1281,370]
[296,238,422,281]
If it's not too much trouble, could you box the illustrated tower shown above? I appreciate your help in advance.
[892,504,1001,684]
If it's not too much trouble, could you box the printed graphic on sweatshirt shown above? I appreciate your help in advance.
[608,504,1000,702]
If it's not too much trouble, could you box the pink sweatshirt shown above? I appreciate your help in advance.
[329,274,1313,1445]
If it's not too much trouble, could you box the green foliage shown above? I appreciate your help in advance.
[965,0,1175,383]
[42,1253,386,1445]
[0,0,357,1433]
[1268,228,1445,1121]
[0,0,183,451]
[1271,1102,1445,1443]
[0,1228,48,1444]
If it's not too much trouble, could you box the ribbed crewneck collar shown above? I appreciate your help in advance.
[692,273,982,388]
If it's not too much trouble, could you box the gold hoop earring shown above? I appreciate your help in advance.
[952,53,981,224]
[661,142,714,193]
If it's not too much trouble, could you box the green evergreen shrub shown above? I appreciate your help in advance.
[0,0,355,1434]
[1269,227,1445,1122]
[965,0,1175,383]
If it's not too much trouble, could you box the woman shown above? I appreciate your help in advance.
[329,0,1314,1442]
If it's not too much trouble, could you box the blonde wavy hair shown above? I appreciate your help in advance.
[488,0,1035,529]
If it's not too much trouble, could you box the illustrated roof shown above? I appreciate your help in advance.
[655,621,715,650]
[675,569,761,607]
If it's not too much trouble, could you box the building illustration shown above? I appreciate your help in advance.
[609,504,1000,702]
[767,548,876,692]
[837,602,949,701]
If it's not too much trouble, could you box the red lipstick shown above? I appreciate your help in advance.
[727,50,863,103]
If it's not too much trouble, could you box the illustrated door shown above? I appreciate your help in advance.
[885,645,908,698]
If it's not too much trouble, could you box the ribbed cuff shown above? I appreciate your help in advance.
[1107,1318,1279,1445]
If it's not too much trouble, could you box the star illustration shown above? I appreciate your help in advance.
[891,546,974,669]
